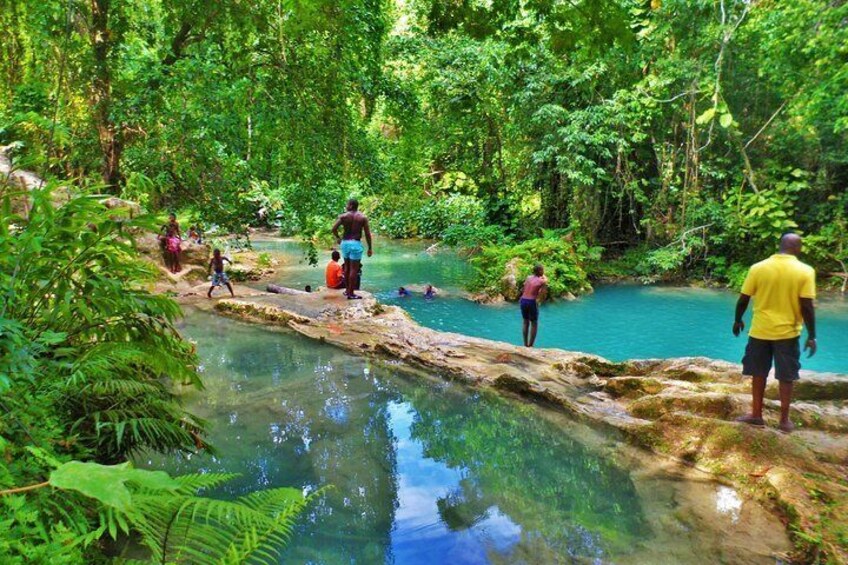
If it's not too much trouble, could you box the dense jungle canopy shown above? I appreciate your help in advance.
[1,0,846,284]
[2,1,848,562]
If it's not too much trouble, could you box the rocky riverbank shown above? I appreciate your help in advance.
[185,285,848,563]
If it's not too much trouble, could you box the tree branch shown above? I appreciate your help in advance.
[0,481,50,496]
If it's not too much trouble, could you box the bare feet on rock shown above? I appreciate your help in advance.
[735,414,766,427]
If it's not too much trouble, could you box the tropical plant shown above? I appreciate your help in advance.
[469,230,602,299]
[0,184,204,462]
[49,461,318,565]
[2,460,319,564]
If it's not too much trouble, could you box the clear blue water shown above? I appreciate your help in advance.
[255,239,848,374]
[142,311,788,563]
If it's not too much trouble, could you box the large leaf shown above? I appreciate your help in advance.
[695,107,716,125]
[49,461,179,511]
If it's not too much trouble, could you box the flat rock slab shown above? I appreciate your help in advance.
[208,288,848,563]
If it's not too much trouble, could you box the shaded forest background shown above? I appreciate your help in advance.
[1,0,847,285]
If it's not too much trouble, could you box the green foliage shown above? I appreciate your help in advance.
[256,252,273,269]
[469,231,601,299]
[0,186,323,562]
[368,193,486,239]
[43,462,318,565]
[129,474,319,565]
[49,461,179,513]
[0,185,204,463]
[4,0,847,284]
[441,223,511,252]
[0,184,205,562]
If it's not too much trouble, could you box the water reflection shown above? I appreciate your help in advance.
[146,310,777,563]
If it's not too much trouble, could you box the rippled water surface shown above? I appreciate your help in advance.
[254,238,848,373]
[142,310,790,563]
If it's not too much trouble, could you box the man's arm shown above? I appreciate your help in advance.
[364,218,373,257]
[733,294,750,336]
[800,297,817,357]
[331,216,343,244]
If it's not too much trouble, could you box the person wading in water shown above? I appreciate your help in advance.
[733,233,817,433]
[331,199,373,300]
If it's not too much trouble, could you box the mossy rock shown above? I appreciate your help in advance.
[766,374,848,401]
[574,356,627,377]
[627,392,740,420]
[604,377,666,399]
[786,402,848,433]
[551,360,595,378]
[493,373,535,395]
[658,366,713,383]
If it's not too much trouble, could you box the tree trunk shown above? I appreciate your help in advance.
[89,0,122,190]
[539,161,568,229]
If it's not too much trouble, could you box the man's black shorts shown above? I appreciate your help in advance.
[741,336,801,382]
[520,298,538,322]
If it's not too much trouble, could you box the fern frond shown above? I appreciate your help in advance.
[126,478,320,565]
[172,473,241,494]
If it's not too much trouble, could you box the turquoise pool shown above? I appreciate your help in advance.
[255,239,848,373]
[141,311,790,563]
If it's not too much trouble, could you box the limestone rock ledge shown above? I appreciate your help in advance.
[209,289,848,563]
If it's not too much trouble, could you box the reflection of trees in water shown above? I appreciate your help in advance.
[224,336,295,380]
[148,323,403,564]
[284,366,400,564]
[437,478,490,531]
[404,386,650,558]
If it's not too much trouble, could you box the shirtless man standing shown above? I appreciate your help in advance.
[331,199,373,300]
[519,264,548,347]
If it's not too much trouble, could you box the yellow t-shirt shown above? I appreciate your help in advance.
[741,254,816,340]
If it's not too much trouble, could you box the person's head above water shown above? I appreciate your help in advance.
[533,264,544,276]
[779,232,803,256]
[331,250,340,262]
[305,285,312,292]
[346,199,359,212]
[213,248,221,257]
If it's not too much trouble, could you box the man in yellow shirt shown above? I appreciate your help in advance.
[732,233,817,433]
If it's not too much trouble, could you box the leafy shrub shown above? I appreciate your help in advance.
[0,185,201,560]
[369,193,486,239]
[0,185,322,562]
[441,223,512,252]
[257,252,274,269]
[0,186,204,463]
[468,230,601,299]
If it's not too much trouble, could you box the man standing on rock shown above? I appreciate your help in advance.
[331,199,372,300]
[733,233,817,433]
[520,264,548,348]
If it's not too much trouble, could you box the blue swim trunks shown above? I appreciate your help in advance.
[341,239,364,261]
[520,297,538,322]
[212,271,230,286]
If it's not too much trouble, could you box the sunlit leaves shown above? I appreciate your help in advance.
[49,462,179,512]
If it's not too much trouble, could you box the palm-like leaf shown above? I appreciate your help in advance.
[2,184,206,462]
[128,477,322,565]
